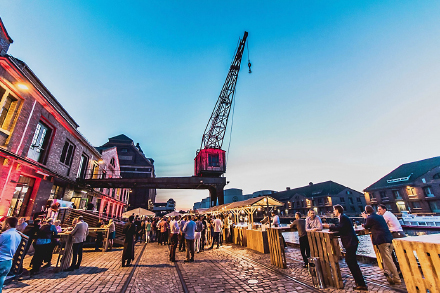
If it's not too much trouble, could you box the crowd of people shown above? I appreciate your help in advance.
[0,203,411,292]
[120,213,234,264]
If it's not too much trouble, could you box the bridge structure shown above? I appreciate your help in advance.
[78,176,226,207]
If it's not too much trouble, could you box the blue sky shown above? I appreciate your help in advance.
[2,1,440,210]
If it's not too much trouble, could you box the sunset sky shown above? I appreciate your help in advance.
[2,1,440,210]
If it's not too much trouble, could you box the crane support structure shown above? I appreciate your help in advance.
[195,31,248,179]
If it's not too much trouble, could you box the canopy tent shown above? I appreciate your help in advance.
[164,211,182,217]
[122,208,155,218]
[199,195,284,224]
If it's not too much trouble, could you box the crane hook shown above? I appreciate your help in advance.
[248,60,252,74]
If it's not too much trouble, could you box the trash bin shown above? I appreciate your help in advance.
[308,257,325,289]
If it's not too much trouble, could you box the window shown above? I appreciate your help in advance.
[423,186,434,197]
[60,140,75,166]
[0,86,21,136]
[346,190,352,195]
[208,153,220,167]
[392,190,402,199]
[110,157,115,168]
[318,198,323,204]
[27,121,52,163]
[49,185,64,200]
[350,206,355,211]
[76,154,89,179]
[406,187,416,196]
[348,197,354,204]
[121,148,128,153]
[340,197,345,203]
[412,201,421,209]
[370,192,376,200]
[379,191,387,199]
[429,201,440,213]
[356,197,361,203]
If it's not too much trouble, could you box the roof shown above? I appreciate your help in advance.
[0,18,13,43]
[271,181,349,202]
[202,196,283,213]
[364,156,440,192]
[94,146,115,153]
[109,134,133,142]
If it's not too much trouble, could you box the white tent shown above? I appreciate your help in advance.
[122,208,155,218]
[164,211,182,217]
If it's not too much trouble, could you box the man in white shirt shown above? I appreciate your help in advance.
[169,216,179,262]
[209,215,223,249]
[0,217,21,290]
[377,205,405,238]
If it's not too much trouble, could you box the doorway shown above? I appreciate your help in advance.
[8,176,35,217]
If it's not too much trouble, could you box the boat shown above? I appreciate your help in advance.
[399,211,440,229]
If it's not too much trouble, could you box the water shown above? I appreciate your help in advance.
[279,225,439,258]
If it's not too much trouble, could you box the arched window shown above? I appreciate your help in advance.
[110,157,115,167]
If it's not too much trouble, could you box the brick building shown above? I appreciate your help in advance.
[271,181,366,217]
[364,156,440,215]
[98,134,156,210]
[0,18,128,218]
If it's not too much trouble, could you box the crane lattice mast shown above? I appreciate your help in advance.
[199,31,248,151]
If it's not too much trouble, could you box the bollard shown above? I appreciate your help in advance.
[308,257,325,289]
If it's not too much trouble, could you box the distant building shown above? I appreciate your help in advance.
[364,156,440,215]
[271,181,366,217]
[98,134,156,210]
[153,198,175,216]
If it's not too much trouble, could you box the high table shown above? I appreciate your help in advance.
[393,234,440,293]
[56,232,73,271]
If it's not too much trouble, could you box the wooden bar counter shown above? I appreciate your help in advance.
[232,226,247,247]
[246,229,269,254]
[393,234,440,293]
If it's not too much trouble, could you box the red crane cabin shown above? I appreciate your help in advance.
[194,148,226,177]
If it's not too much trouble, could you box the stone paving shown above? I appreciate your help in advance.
[3,241,408,293]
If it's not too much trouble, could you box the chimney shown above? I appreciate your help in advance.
[309,182,313,186]
[0,18,13,56]
[286,187,290,190]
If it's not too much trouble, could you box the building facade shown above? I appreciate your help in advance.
[271,181,366,217]
[0,18,128,219]
[153,198,175,217]
[364,156,440,215]
[99,134,156,210]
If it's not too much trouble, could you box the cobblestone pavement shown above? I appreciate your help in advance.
[4,242,408,293]
[3,243,144,293]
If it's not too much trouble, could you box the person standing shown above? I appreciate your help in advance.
[134,217,141,242]
[271,211,280,227]
[200,215,207,252]
[145,219,152,244]
[362,205,401,285]
[305,210,323,232]
[290,212,310,268]
[169,216,179,262]
[30,219,58,275]
[194,216,204,253]
[377,205,405,239]
[106,219,116,251]
[182,216,196,262]
[178,216,187,252]
[0,217,21,291]
[122,215,136,267]
[159,217,168,245]
[209,215,222,249]
[326,205,367,291]
[66,216,88,271]
[16,218,27,232]
[95,220,105,252]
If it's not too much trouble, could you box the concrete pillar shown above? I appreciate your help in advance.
[106,200,111,217]
[111,202,116,218]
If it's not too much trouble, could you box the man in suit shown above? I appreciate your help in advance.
[326,205,367,291]
[66,216,89,271]
[122,215,136,267]
[362,205,401,285]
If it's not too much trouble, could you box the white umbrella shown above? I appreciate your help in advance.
[164,211,182,217]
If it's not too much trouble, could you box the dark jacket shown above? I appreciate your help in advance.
[329,214,358,248]
[363,213,393,245]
